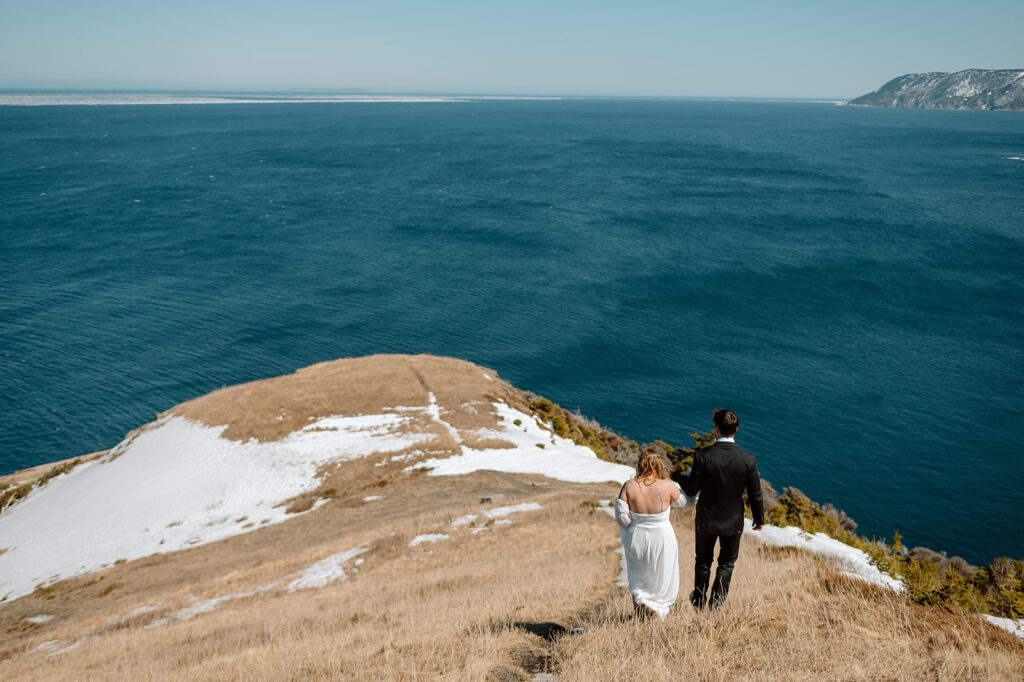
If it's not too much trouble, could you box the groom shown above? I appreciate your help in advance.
[678,408,764,610]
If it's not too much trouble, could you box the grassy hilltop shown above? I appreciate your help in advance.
[0,355,1021,680]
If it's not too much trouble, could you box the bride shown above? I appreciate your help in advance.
[615,449,694,619]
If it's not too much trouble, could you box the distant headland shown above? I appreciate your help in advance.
[847,69,1024,111]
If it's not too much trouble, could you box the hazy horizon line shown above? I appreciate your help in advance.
[0,88,853,103]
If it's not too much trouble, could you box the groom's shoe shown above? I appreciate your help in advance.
[689,590,706,610]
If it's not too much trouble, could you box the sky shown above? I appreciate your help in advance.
[1,0,1022,98]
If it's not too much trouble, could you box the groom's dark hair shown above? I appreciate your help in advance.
[713,408,739,437]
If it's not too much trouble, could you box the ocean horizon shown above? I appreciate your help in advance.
[0,90,848,106]
[1,96,1021,564]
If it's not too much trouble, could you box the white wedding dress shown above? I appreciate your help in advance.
[615,481,694,619]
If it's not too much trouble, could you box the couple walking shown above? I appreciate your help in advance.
[615,409,765,618]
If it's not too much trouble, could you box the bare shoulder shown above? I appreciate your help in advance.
[659,479,681,494]
[618,478,635,499]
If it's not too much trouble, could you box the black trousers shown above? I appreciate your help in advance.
[691,528,743,609]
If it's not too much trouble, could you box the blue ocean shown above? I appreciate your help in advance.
[1,97,1022,564]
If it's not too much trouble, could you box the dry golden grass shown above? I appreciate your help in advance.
[2,355,1020,679]
[169,354,515,443]
[0,484,620,680]
[551,552,1024,681]
[2,474,1020,681]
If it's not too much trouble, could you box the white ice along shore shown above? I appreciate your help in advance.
[0,397,629,605]
[0,93,565,107]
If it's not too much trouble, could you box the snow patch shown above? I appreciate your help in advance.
[452,502,543,531]
[423,392,461,444]
[0,395,620,605]
[0,409,433,604]
[484,502,543,518]
[452,513,479,528]
[286,546,368,591]
[107,604,162,625]
[409,534,449,547]
[952,80,980,97]
[746,519,903,591]
[147,584,277,628]
[983,614,1024,640]
[376,451,428,466]
[596,499,617,519]
[34,638,81,655]
[145,544,369,628]
[412,402,634,484]
[24,614,54,624]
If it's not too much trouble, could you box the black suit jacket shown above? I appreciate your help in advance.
[679,441,764,536]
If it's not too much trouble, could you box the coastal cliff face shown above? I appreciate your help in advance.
[1,355,1021,680]
[848,69,1024,110]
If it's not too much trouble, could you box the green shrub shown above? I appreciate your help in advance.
[766,488,860,547]
[901,557,944,605]
[982,558,1024,618]
[938,569,981,610]
[525,394,636,463]
[671,431,715,476]
[550,414,570,437]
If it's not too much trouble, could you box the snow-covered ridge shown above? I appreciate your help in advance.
[847,69,1024,111]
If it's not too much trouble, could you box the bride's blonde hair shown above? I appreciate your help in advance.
[635,449,667,481]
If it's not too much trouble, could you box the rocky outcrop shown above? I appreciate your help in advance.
[848,69,1024,110]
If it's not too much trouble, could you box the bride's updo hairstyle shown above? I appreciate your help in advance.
[635,448,667,481]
